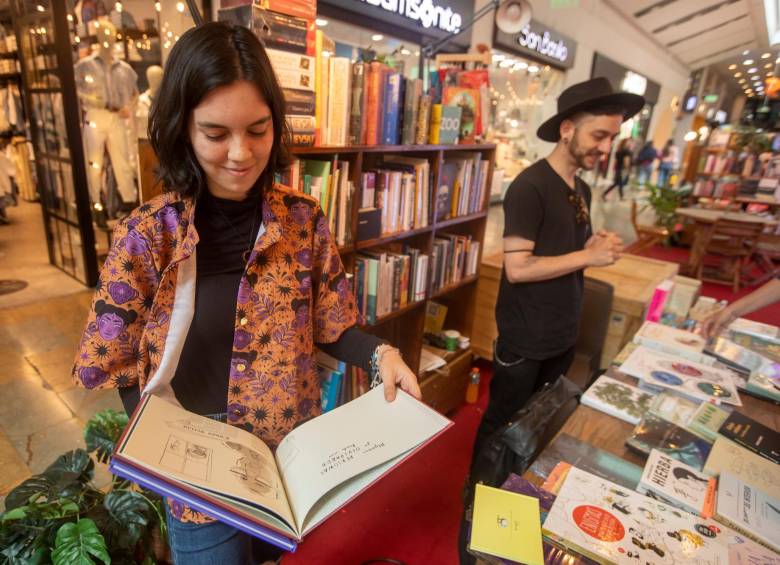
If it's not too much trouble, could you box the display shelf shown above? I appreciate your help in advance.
[355,225,433,250]
[430,275,478,300]
[434,211,487,229]
[364,299,427,327]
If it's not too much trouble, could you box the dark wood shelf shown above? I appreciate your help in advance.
[0,72,21,81]
[355,225,433,250]
[337,243,354,254]
[290,143,496,155]
[363,299,426,327]
[429,275,478,299]
[0,52,18,59]
[434,211,487,229]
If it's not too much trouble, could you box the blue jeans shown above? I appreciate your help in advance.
[637,164,653,186]
[657,164,673,188]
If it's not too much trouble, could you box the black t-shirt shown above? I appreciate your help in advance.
[495,159,592,360]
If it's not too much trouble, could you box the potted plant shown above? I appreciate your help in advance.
[0,409,167,564]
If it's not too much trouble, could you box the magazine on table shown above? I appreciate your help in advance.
[109,387,452,551]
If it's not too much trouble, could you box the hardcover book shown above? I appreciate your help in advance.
[619,345,742,406]
[704,437,780,499]
[542,466,774,565]
[647,391,698,429]
[438,105,462,145]
[687,402,730,442]
[580,374,653,424]
[442,86,479,143]
[716,472,780,553]
[626,413,712,470]
[718,411,780,464]
[729,317,780,345]
[705,336,766,375]
[109,388,452,551]
[637,449,717,517]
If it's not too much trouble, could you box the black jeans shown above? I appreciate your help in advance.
[458,339,575,565]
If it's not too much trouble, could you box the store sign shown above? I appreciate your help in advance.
[621,71,647,96]
[357,0,462,32]
[493,19,577,69]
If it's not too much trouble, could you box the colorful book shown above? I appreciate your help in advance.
[348,61,366,146]
[469,484,544,565]
[716,472,780,553]
[626,413,712,470]
[543,466,771,565]
[415,94,431,145]
[632,320,707,362]
[729,317,780,345]
[619,345,742,407]
[637,449,717,517]
[109,389,452,550]
[705,336,766,376]
[746,364,780,403]
[318,366,342,412]
[580,374,653,425]
[687,402,730,442]
[381,72,402,145]
[645,279,673,322]
[438,105,462,145]
[442,86,478,143]
[401,78,421,146]
[718,411,780,464]
[704,437,780,499]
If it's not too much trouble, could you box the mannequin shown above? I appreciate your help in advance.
[135,65,162,139]
[74,19,138,207]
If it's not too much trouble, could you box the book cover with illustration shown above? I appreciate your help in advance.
[647,391,699,429]
[633,321,707,361]
[442,86,479,143]
[542,466,777,565]
[704,437,780,500]
[716,471,780,553]
[626,413,712,470]
[718,411,780,464]
[580,374,653,424]
[620,345,742,407]
[687,402,730,442]
[637,449,717,517]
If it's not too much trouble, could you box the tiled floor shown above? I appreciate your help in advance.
[0,178,653,508]
[0,202,119,506]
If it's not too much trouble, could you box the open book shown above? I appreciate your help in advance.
[109,387,452,551]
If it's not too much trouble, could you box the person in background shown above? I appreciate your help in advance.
[72,22,421,565]
[635,140,658,186]
[458,77,643,564]
[602,137,633,201]
[657,139,679,188]
[700,279,780,339]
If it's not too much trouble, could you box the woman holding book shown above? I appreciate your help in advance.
[72,22,421,564]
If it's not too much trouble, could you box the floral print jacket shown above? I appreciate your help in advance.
[73,184,357,523]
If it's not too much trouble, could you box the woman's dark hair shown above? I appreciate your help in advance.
[149,22,291,198]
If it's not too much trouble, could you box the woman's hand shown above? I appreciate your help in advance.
[377,345,422,402]
[700,304,737,341]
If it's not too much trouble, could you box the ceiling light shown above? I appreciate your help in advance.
[729,64,737,70]
[734,72,742,77]
[739,79,746,84]
[371,34,384,41]
[315,18,328,26]
[176,1,185,12]
[492,54,505,61]
[748,67,758,73]
[528,65,540,73]
[765,63,773,68]
[743,49,750,55]
[762,52,772,58]
[744,58,754,65]
[684,131,698,141]
[499,59,513,68]
[515,61,528,70]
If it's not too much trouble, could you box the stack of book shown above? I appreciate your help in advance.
[429,233,480,295]
[354,247,428,324]
[437,153,491,221]
[316,351,369,410]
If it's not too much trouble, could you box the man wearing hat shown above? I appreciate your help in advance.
[459,77,644,563]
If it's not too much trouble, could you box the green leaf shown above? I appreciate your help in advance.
[101,490,150,549]
[1,507,27,521]
[84,410,129,464]
[5,475,56,511]
[1,527,54,564]
[45,449,95,483]
[51,519,110,565]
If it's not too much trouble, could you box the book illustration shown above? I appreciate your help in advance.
[620,345,742,406]
[648,392,698,429]
[687,402,729,442]
[224,441,280,499]
[543,467,772,565]
[159,435,213,482]
[580,375,653,424]
[704,437,780,500]
[638,449,716,517]
[633,321,706,361]
[626,413,712,470]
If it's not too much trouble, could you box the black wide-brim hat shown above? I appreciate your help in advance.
[536,77,646,142]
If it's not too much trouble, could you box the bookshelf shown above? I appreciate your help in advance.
[291,143,496,413]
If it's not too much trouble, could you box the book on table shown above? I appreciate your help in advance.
[579,374,653,425]
[637,449,716,517]
[718,410,780,464]
[109,387,452,551]
[542,466,779,565]
[647,391,699,429]
[703,436,780,500]
[715,471,780,553]
[632,320,708,362]
[625,413,712,470]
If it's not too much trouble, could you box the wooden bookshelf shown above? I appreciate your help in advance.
[291,143,496,414]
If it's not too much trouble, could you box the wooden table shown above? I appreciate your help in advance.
[470,253,679,366]
[522,370,780,487]
[675,206,779,276]
[736,194,780,209]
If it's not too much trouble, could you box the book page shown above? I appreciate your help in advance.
[275,387,451,533]
[118,395,296,530]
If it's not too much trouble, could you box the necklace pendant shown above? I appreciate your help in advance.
[242,249,251,263]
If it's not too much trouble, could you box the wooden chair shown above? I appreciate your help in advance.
[695,218,765,293]
[748,231,780,285]
[626,199,669,254]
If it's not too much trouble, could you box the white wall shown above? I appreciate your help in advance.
[470,0,691,142]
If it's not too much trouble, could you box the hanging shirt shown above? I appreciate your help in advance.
[74,54,138,111]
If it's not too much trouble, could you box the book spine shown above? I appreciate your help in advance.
[415,95,431,145]
[428,103,442,145]
[366,258,378,324]
[382,73,400,145]
[392,256,401,311]
[365,62,382,146]
[348,61,365,146]
[328,58,351,146]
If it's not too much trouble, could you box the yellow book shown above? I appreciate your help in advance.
[469,484,544,565]
[428,103,442,144]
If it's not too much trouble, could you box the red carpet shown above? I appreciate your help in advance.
[284,358,493,565]
[285,245,778,564]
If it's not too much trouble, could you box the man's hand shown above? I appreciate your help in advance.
[377,345,422,402]
[585,234,620,267]
[700,305,737,340]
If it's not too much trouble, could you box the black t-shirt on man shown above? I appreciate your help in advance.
[495,159,592,360]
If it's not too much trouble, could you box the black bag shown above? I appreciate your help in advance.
[468,374,582,494]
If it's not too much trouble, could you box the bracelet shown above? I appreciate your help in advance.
[368,344,400,389]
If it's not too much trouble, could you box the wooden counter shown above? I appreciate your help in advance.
[471,253,679,365]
